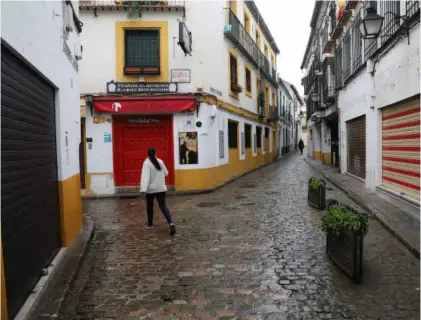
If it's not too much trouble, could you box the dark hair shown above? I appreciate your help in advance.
[148,148,161,171]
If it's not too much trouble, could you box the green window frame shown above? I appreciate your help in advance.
[124,29,160,68]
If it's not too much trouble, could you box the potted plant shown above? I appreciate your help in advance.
[308,176,326,210]
[321,201,371,284]
[231,83,243,93]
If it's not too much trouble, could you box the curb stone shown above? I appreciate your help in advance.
[304,157,420,259]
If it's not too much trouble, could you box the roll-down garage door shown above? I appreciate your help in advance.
[347,115,366,179]
[382,96,420,201]
[1,43,62,319]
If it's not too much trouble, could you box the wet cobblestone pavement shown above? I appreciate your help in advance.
[61,152,420,320]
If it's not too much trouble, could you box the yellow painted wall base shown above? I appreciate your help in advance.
[1,239,8,320]
[322,153,331,165]
[59,174,83,247]
[313,151,322,161]
[175,148,269,191]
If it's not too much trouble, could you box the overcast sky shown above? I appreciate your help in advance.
[254,0,315,96]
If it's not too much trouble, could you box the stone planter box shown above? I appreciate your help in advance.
[326,203,365,284]
[307,178,326,210]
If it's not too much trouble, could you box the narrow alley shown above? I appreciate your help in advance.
[60,152,420,320]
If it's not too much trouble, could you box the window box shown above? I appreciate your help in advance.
[308,177,326,210]
[231,83,243,93]
[323,201,371,284]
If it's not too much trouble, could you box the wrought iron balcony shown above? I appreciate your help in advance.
[79,0,186,12]
[224,10,278,88]
[257,92,266,118]
[322,18,335,54]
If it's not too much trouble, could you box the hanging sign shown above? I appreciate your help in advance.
[178,21,192,56]
[107,81,178,94]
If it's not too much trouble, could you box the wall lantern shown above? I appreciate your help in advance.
[85,94,94,116]
[359,5,410,44]
[195,94,203,117]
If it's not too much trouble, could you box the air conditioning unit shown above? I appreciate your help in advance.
[74,43,83,60]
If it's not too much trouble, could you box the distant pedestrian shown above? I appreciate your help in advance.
[140,148,176,236]
[298,139,305,155]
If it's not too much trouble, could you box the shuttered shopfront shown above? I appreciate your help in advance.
[382,95,420,201]
[1,43,62,318]
[347,115,366,179]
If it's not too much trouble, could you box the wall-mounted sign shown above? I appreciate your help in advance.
[107,81,178,94]
[210,87,223,97]
[178,21,192,56]
[219,130,224,159]
[241,132,245,155]
[104,133,111,143]
[93,117,100,124]
[128,117,160,124]
[171,69,191,83]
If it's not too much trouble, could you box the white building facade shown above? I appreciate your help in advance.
[302,0,420,205]
[78,0,281,196]
[1,1,84,318]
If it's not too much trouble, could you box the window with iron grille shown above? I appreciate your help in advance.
[245,124,252,148]
[125,30,160,68]
[256,127,262,147]
[343,33,352,82]
[335,44,342,89]
[230,54,238,86]
[228,121,238,148]
[352,16,363,72]
[379,1,400,45]
[406,0,420,17]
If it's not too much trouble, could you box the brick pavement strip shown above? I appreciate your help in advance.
[59,152,420,320]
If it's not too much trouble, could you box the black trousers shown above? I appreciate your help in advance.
[146,192,172,226]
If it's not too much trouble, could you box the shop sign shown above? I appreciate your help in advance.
[128,117,160,124]
[107,81,178,94]
[178,21,192,56]
[171,69,190,83]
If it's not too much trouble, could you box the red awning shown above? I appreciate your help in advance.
[93,95,196,113]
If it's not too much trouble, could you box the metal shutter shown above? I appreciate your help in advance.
[382,96,420,201]
[1,43,62,318]
[347,115,366,179]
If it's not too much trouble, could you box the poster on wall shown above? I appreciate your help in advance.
[253,134,257,153]
[241,132,245,155]
[179,132,198,165]
[219,130,224,159]
[104,133,111,143]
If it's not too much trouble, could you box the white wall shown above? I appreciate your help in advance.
[1,0,81,182]
[79,1,278,115]
[339,24,420,191]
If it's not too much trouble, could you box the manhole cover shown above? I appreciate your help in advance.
[239,184,257,189]
[196,202,221,208]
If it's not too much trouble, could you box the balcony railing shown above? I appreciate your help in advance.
[225,10,278,88]
[79,0,185,8]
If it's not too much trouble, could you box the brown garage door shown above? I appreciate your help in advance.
[382,95,420,201]
[347,115,366,179]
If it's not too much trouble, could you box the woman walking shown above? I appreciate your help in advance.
[140,148,176,235]
[298,139,305,155]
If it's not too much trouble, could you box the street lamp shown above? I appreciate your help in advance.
[359,5,410,43]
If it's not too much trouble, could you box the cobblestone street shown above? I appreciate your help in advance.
[61,152,420,320]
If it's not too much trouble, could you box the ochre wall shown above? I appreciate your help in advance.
[58,173,83,247]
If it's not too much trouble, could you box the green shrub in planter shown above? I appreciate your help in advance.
[308,176,326,210]
[321,202,372,284]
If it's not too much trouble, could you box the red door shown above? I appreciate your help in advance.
[113,115,174,186]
